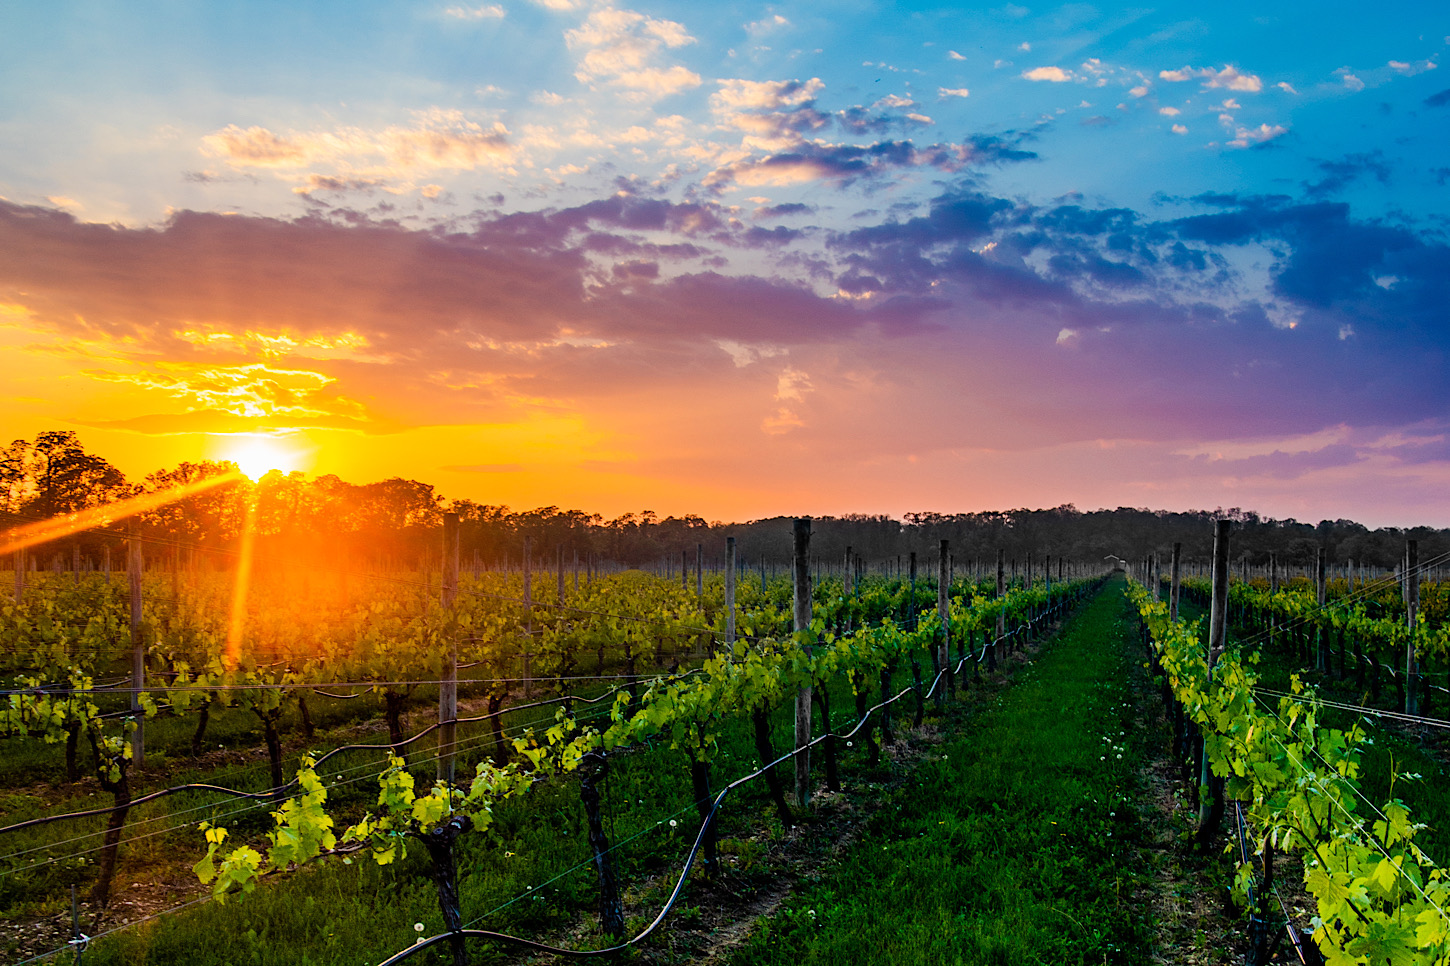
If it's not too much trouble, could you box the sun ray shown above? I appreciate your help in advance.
[224,489,259,672]
[0,471,245,557]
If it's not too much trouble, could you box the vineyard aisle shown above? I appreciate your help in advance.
[727,576,1167,966]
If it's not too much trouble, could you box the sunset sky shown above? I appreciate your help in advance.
[2,1,1448,526]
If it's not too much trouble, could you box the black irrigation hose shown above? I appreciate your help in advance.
[377,582,1098,965]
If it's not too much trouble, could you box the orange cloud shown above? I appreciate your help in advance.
[202,111,513,182]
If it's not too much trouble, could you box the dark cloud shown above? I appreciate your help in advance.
[836,106,896,134]
[754,202,814,220]
[1033,204,1139,236]
[835,105,933,135]
[1182,444,1366,480]
[741,225,803,246]
[705,133,1036,192]
[836,191,1010,250]
[612,259,660,280]
[1303,151,1391,199]
[1424,88,1450,108]
[960,133,1038,164]
[6,173,1450,457]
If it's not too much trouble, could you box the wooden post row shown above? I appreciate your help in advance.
[523,535,532,698]
[792,518,812,808]
[1201,519,1231,830]
[129,523,145,766]
[439,512,460,782]
[937,540,950,704]
[1407,539,1419,716]
[725,537,736,647]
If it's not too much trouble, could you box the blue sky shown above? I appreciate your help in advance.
[2,1,1448,525]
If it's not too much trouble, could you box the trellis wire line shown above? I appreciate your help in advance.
[0,693,618,850]
[1252,687,1450,731]
[6,529,1000,655]
[0,701,624,877]
[1194,547,1450,655]
[460,800,703,929]
[1246,690,1449,922]
[1,564,1041,675]
[0,690,627,844]
[0,599,975,702]
[0,669,700,698]
[8,892,215,966]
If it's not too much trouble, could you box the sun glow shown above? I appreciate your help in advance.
[224,435,303,480]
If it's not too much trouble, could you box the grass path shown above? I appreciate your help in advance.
[727,576,1156,966]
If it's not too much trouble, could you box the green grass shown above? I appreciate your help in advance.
[727,577,1153,966]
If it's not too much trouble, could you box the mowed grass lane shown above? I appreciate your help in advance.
[729,576,1154,966]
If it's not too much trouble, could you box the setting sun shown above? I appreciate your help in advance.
[223,435,302,480]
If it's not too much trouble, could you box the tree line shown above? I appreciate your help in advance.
[2,431,1444,574]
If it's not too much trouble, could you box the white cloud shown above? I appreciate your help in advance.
[1340,71,1365,92]
[874,93,915,108]
[1277,81,1298,94]
[763,365,812,434]
[443,4,505,19]
[1158,106,1180,116]
[746,14,789,36]
[775,366,812,403]
[1158,65,1263,92]
[716,340,786,368]
[566,6,701,98]
[1227,122,1287,148]
[1129,84,1149,97]
[712,77,823,111]
[1388,59,1437,75]
[1018,42,1031,52]
[948,50,966,61]
[762,408,805,434]
[938,87,970,98]
[1023,66,1071,82]
[1171,123,1187,134]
